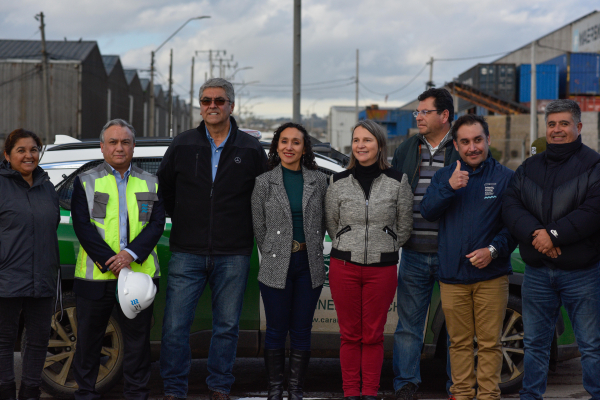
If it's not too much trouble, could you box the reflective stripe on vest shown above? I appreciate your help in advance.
[75,162,160,281]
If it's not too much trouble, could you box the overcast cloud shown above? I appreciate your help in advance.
[1,1,597,119]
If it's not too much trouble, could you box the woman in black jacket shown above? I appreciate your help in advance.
[0,129,60,400]
[251,123,327,400]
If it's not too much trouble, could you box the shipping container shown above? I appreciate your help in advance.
[457,63,517,111]
[517,64,559,102]
[541,52,600,96]
[359,106,415,138]
[569,95,600,112]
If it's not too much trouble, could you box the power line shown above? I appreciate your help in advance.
[434,51,512,61]
[247,77,354,88]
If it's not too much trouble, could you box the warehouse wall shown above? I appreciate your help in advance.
[0,60,79,142]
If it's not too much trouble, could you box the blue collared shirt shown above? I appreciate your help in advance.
[205,125,231,181]
[109,164,138,261]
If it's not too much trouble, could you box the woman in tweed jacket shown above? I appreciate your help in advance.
[251,122,327,400]
[325,120,413,400]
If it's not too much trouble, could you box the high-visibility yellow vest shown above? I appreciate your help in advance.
[75,162,160,281]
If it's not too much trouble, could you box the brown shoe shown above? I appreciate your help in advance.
[210,390,230,400]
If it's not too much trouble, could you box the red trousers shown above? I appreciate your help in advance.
[329,258,398,397]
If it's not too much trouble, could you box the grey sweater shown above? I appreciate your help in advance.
[325,167,413,265]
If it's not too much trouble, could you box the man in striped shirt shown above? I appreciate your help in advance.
[391,88,460,400]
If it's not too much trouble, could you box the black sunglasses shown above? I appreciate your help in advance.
[200,97,231,106]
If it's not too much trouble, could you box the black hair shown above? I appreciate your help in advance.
[3,128,42,155]
[267,122,317,171]
[418,88,454,126]
[450,114,489,142]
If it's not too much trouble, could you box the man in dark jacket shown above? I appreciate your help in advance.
[421,115,516,400]
[391,88,460,399]
[71,119,165,400]
[157,78,268,400]
[502,99,600,400]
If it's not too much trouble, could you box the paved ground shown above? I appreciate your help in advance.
[13,353,588,399]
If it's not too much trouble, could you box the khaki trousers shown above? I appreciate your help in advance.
[440,275,509,400]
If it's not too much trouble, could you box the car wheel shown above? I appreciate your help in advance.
[23,292,125,398]
[498,293,525,394]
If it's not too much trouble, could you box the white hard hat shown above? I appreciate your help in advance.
[117,269,157,319]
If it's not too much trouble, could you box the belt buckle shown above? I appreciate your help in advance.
[292,240,300,253]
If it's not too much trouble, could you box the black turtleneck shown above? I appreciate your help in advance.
[545,135,582,163]
[354,161,382,199]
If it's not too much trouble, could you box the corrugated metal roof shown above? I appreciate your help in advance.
[0,40,98,61]
[124,69,138,85]
[102,55,120,75]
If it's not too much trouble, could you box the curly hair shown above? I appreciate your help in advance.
[267,122,318,171]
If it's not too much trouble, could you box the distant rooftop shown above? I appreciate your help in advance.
[124,69,138,85]
[0,39,98,61]
[102,55,120,75]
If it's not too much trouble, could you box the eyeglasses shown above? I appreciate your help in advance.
[413,109,441,117]
[200,97,231,106]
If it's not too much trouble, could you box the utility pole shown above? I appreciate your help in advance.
[36,12,51,144]
[292,0,301,123]
[190,56,194,129]
[426,57,434,89]
[355,49,359,123]
[149,52,155,137]
[168,49,174,137]
[530,41,537,146]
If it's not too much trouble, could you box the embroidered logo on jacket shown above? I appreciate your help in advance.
[484,183,497,199]
[551,230,558,238]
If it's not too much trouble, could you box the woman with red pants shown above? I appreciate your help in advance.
[325,120,413,400]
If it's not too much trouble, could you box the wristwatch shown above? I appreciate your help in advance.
[488,245,498,259]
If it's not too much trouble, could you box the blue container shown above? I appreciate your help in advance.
[360,108,414,137]
[542,53,600,96]
[518,64,559,102]
[396,110,415,137]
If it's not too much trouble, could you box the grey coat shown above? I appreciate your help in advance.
[325,168,413,265]
[251,164,328,289]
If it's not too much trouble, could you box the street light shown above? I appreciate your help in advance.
[230,66,253,80]
[149,15,210,137]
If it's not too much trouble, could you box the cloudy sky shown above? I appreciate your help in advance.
[1,1,598,119]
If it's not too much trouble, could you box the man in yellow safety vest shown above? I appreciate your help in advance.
[71,119,165,400]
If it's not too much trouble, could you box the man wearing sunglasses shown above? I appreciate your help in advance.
[157,78,268,400]
[391,88,459,400]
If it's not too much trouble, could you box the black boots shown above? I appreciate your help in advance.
[287,349,310,400]
[17,383,40,400]
[264,348,286,400]
[0,382,16,400]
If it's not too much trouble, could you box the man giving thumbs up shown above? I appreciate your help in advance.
[420,114,517,400]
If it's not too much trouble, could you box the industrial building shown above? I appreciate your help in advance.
[0,39,190,143]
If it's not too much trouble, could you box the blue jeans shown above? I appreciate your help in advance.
[520,263,600,400]
[393,248,452,393]
[160,252,251,397]
[259,251,323,350]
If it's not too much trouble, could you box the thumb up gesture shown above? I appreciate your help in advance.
[449,160,469,190]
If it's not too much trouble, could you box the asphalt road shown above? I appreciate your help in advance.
[13,353,588,399]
